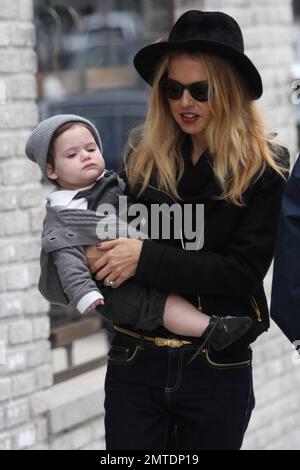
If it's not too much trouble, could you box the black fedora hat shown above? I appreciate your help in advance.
[134,10,262,100]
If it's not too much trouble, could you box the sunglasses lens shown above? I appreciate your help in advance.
[161,80,182,99]
[160,79,209,101]
[190,83,209,101]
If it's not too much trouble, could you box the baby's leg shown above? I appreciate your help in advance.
[164,293,253,356]
[163,293,209,337]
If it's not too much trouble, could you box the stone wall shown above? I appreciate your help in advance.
[0,0,52,450]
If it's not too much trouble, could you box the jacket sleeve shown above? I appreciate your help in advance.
[51,245,103,310]
[271,154,300,343]
[135,152,289,299]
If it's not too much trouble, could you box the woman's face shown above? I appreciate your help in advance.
[166,53,211,139]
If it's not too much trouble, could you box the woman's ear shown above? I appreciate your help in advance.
[46,163,58,181]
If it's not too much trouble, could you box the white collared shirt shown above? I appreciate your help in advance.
[47,171,105,209]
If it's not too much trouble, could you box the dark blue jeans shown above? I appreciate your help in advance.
[104,331,255,450]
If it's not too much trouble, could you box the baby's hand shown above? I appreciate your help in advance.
[83,298,105,315]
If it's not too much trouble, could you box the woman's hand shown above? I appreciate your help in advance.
[86,238,143,287]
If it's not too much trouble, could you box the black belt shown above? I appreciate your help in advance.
[114,326,192,348]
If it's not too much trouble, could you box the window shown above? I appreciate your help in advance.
[35,0,172,98]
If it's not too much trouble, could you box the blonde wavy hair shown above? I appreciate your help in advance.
[125,51,286,206]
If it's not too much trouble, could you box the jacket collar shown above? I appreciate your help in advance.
[46,170,116,207]
[178,137,221,202]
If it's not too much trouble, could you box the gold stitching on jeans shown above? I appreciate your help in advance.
[203,349,251,369]
[108,344,140,364]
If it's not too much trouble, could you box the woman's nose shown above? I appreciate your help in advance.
[180,89,194,107]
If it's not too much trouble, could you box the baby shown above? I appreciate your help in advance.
[25,114,252,358]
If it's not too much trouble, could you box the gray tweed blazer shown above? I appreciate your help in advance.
[39,171,142,308]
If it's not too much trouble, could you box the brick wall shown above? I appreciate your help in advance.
[0,0,52,450]
[175,0,300,450]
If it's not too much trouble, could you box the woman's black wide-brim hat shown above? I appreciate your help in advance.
[134,10,263,100]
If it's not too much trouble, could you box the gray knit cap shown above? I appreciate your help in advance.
[25,114,103,185]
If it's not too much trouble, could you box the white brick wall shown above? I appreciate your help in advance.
[0,0,106,451]
[175,0,299,450]
[0,0,52,450]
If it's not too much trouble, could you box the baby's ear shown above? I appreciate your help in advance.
[46,163,58,181]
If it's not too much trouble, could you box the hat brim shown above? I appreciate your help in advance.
[134,39,262,100]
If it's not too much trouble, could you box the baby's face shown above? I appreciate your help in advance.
[47,124,105,189]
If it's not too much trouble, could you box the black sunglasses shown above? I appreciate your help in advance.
[160,78,209,102]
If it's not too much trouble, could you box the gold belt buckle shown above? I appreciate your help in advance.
[154,337,190,348]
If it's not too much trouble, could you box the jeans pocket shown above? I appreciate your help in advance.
[201,348,252,370]
[108,335,141,365]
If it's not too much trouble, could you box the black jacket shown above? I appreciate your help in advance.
[271,154,300,344]
[123,143,289,350]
